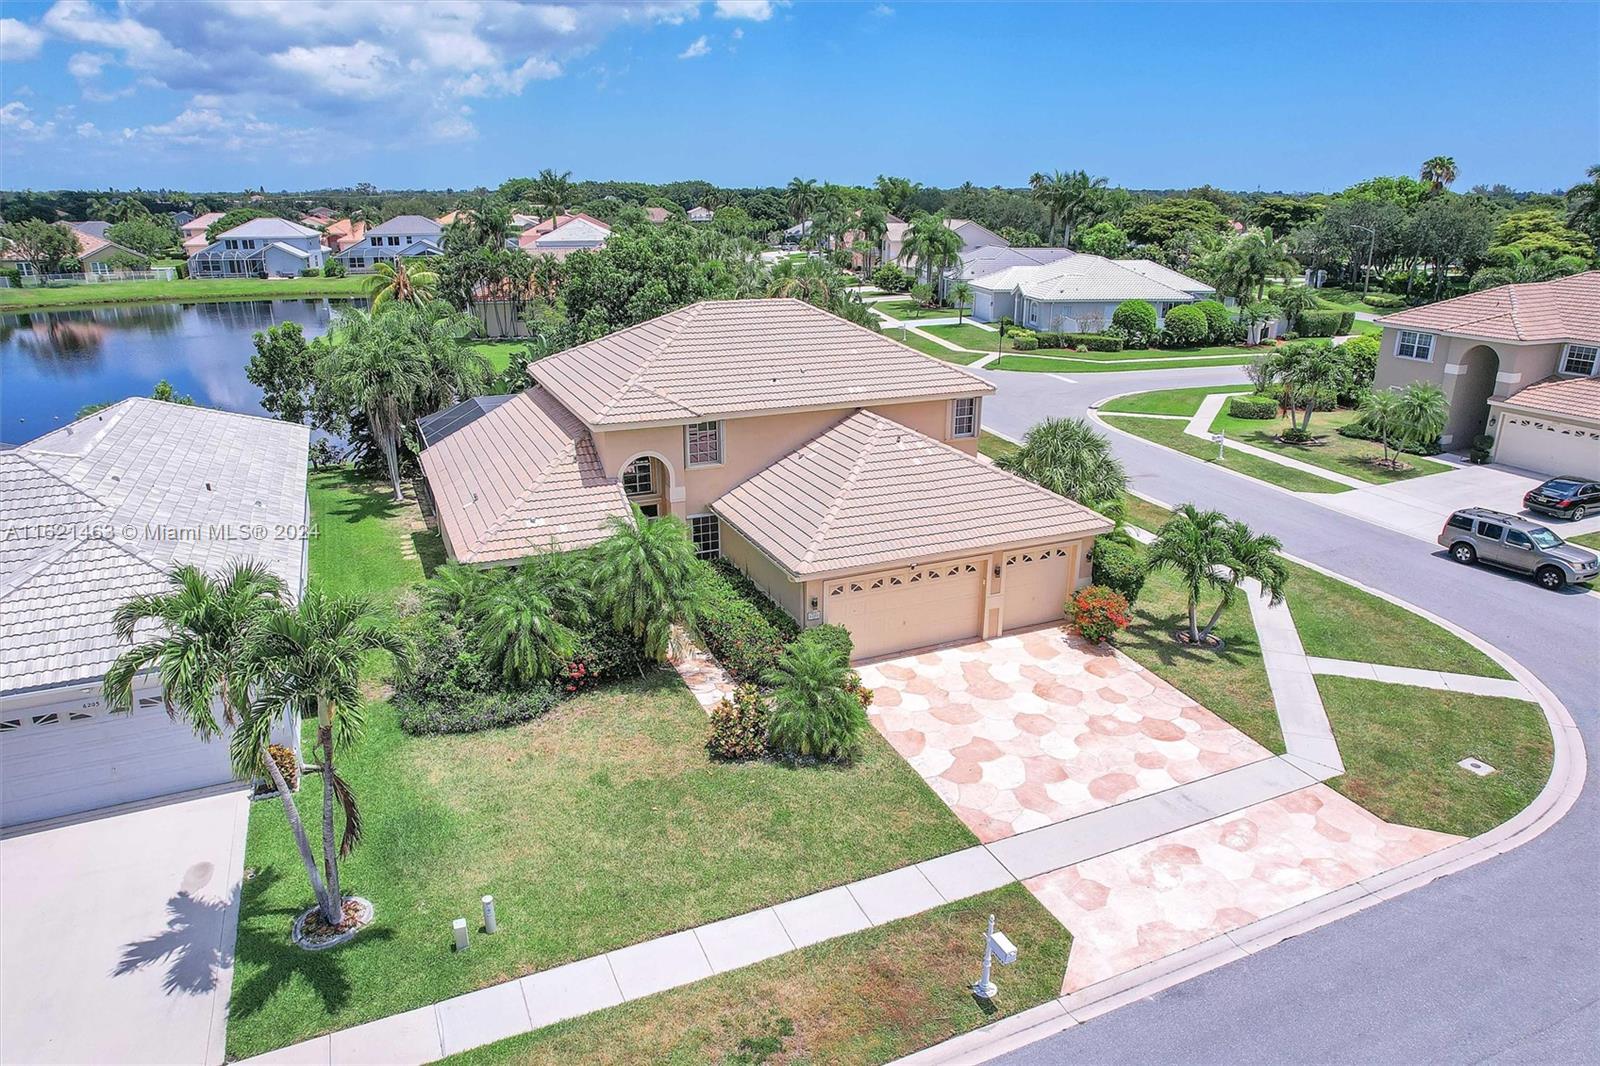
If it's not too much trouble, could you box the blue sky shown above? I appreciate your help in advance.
[2,1,1595,194]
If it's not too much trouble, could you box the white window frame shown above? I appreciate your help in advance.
[685,420,723,468]
[90,260,113,275]
[1395,330,1435,362]
[688,514,721,560]
[1560,343,1598,376]
[951,397,978,439]
[621,456,654,497]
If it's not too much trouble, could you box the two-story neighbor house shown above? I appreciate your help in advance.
[333,215,444,273]
[882,216,1008,266]
[179,211,224,257]
[187,217,327,278]
[420,299,1111,660]
[517,213,612,259]
[1374,272,1600,478]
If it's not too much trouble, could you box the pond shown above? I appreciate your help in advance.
[0,298,364,445]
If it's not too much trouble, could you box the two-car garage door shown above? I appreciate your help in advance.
[0,687,236,829]
[1494,415,1600,479]
[822,545,1079,661]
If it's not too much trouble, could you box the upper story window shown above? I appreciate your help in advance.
[1560,343,1598,376]
[224,240,237,250]
[622,456,654,496]
[686,420,723,467]
[952,397,978,439]
[389,235,402,246]
[1395,330,1434,361]
[242,240,256,249]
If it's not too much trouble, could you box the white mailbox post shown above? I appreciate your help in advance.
[972,914,1017,999]
[1212,430,1226,461]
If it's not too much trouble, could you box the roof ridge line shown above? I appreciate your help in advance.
[801,411,888,565]
[3,446,115,512]
[600,302,708,420]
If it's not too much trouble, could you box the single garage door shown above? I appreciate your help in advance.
[825,557,985,660]
[0,688,236,829]
[1001,544,1078,629]
[1495,416,1600,480]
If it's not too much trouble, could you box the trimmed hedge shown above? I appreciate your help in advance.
[1090,536,1146,605]
[1295,309,1357,338]
[1031,331,1124,352]
[399,689,559,736]
[1194,299,1232,342]
[1163,304,1209,346]
[690,559,799,683]
[795,623,854,665]
[1227,395,1281,419]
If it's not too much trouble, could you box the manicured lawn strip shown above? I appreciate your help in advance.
[1101,415,1351,494]
[1099,385,1252,417]
[979,431,1019,462]
[1283,561,1511,679]
[921,323,1010,352]
[1035,344,1257,363]
[1207,407,1450,485]
[1350,319,1382,337]
[996,355,1256,373]
[1567,531,1600,551]
[1306,286,1387,315]
[443,884,1068,1066]
[1318,677,1552,837]
[1116,565,1283,753]
[471,341,528,374]
[1120,492,1174,534]
[0,275,371,311]
[308,470,440,602]
[886,328,987,364]
[873,299,962,321]
[228,675,977,1058]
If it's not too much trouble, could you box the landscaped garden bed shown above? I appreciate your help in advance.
[1206,406,1451,485]
[997,352,1259,373]
[1100,415,1351,494]
[871,299,962,321]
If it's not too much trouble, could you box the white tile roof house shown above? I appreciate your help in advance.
[0,399,310,828]
[964,254,1215,333]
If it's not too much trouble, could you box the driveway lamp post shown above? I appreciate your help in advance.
[972,914,1017,1000]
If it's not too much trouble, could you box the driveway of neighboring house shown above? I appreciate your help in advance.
[0,789,250,1066]
[857,627,1271,843]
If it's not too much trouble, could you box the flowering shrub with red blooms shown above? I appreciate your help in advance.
[843,670,875,711]
[1070,585,1131,644]
[561,656,598,695]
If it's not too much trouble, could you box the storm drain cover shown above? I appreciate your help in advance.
[1458,757,1496,776]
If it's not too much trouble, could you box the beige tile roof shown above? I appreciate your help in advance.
[711,410,1112,578]
[1378,272,1600,343]
[1496,375,1600,423]
[418,388,630,564]
[532,298,993,428]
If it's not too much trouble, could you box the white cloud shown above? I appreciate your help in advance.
[68,52,110,80]
[731,27,744,39]
[714,1,777,20]
[871,4,895,16]
[429,106,477,141]
[678,34,710,59]
[1,100,55,139]
[0,17,45,60]
[43,1,179,68]
[76,121,98,137]
[271,44,397,100]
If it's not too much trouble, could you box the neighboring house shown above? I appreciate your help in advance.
[180,211,225,257]
[1,226,149,277]
[687,206,714,223]
[172,210,195,227]
[333,214,443,273]
[940,245,1076,299]
[1374,272,1600,477]
[188,217,326,278]
[0,398,309,829]
[518,213,611,259]
[882,217,1009,267]
[644,206,674,224]
[964,254,1215,331]
[419,298,1111,661]
[321,217,367,253]
[305,207,334,221]
[69,220,112,240]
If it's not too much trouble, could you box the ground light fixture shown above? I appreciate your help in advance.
[972,914,1017,1000]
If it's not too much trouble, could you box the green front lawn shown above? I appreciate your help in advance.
[1318,677,1553,837]
[308,470,442,602]
[1099,385,1252,417]
[444,884,1069,1066]
[1207,407,1451,485]
[996,354,1257,373]
[1306,286,1388,316]
[873,299,962,321]
[471,341,528,375]
[885,328,987,365]
[978,431,1019,462]
[920,323,1010,352]
[0,275,371,311]
[1101,415,1351,494]
[1567,531,1600,551]
[1283,561,1510,678]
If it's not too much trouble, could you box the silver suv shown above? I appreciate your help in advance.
[1439,508,1600,590]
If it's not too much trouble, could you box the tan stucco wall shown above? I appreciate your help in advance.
[1374,328,1568,447]
[719,523,808,622]
[592,399,979,517]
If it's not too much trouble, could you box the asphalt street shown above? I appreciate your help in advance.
[975,364,1600,1065]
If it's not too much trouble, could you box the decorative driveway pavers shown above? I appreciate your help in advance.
[1026,784,1463,994]
[857,627,1272,842]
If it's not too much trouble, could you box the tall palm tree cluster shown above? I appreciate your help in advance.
[1146,505,1288,646]
[1029,169,1108,247]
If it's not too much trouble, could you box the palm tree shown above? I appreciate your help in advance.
[764,637,865,760]
[1146,506,1287,645]
[593,506,701,661]
[466,198,513,248]
[1029,171,1065,245]
[785,177,820,229]
[1270,341,1347,437]
[473,565,583,686]
[899,214,963,290]
[532,168,574,220]
[1059,169,1108,247]
[1360,382,1447,466]
[366,258,439,310]
[1468,248,1587,292]
[854,201,888,273]
[952,281,973,324]
[399,301,494,414]
[1420,156,1458,192]
[766,255,842,307]
[424,561,494,620]
[996,417,1128,509]
[101,564,339,923]
[316,309,429,500]
[248,588,409,924]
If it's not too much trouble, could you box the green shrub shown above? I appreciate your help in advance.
[1470,433,1495,463]
[398,689,559,736]
[0,267,20,287]
[1163,304,1209,346]
[765,637,866,762]
[909,282,935,307]
[1064,332,1124,352]
[1034,331,1063,349]
[1011,331,1039,351]
[1228,395,1281,419]
[1193,299,1231,342]
[1295,309,1345,337]
[1111,300,1159,346]
[706,684,769,760]
[870,263,909,292]
[1362,292,1404,309]
[690,560,799,683]
[299,268,320,278]
[1090,537,1147,605]
[322,259,346,278]
[794,623,854,664]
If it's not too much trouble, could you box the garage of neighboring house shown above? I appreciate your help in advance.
[1489,377,1600,480]
[712,411,1111,662]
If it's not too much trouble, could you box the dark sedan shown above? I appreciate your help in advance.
[1524,476,1600,521]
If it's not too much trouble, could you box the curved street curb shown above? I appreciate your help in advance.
[893,485,1587,1066]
